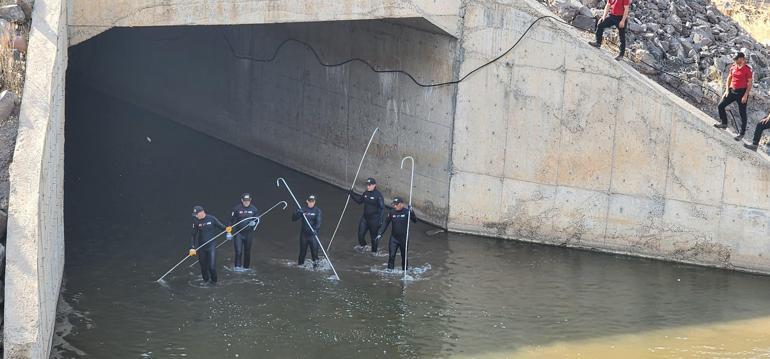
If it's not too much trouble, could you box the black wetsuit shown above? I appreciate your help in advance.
[350,189,384,252]
[292,206,322,266]
[229,204,259,268]
[191,214,226,282]
[377,207,418,270]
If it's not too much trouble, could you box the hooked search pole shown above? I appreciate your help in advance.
[277,177,341,281]
[400,156,415,279]
[327,127,379,252]
[156,215,260,282]
[184,200,289,268]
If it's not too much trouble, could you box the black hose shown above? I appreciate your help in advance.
[221,13,739,127]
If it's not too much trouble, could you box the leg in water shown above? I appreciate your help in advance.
[309,235,320,269]
[357,217,368,247]
[198,248,217,284]
[242,234,253,269]
[233,233,245,270]
[298,233,310,266]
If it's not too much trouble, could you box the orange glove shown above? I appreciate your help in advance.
[189,249,197,257]
[225,226,233,233]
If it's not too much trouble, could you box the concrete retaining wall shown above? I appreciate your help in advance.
[67,20,458,225]
[3,0,67,357]
[448,0,770,273]
[66,0,462,45]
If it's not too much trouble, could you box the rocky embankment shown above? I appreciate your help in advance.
[544,0,770,141]
[0,0,31,353]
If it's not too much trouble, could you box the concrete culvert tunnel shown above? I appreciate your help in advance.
[66,20,458,227]
[12,0,770,356]
[56,17,770,358]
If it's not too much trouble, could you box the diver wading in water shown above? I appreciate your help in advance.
[376,197,418,271]
[292,194,322,268]
[349,177,385,253]
[190,206,231,284]
[229,193,259,270]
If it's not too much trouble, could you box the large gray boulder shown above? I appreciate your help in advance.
[572,14,596,31]
[0,91,17,123]
[0,4,25,23]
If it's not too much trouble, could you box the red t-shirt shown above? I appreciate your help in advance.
[609,0,631,16]
[730,64,753,89]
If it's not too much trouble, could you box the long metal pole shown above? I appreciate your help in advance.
[277,177,341,280]
[327,127,379,252]
[400,156,415,279]
[156,215,260,282]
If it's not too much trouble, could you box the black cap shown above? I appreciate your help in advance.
[392,197,403,205]
[734,52,746,60]
[307,194,317,201]
[192,205,204,214]
[366,177,376,185]
[241,193,252,200]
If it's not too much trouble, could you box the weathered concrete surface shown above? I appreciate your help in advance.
[3,0,66,357]
[67,20,457,226]
[448,0,770,274]
[66,0,463,45]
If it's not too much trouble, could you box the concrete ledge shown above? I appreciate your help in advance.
[67,0,463,45]
[4,0,67,357]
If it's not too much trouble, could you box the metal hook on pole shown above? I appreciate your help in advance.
[156,214,262,282]
[185,200,289,268]
[277,177,341,281]
[212,200,288,251]
[327,127,379,252]
[400,156,415,279]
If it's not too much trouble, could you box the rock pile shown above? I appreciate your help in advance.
[541,0,770,133]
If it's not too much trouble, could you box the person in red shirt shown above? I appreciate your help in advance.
[714,52,753,141]
[588,0,631,61]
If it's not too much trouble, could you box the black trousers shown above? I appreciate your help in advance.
[233,232,253,268]
[718,88,749,135]
[387,235,408,270]
[595,15,627,56]
[197,247,217,282]
[298,233,319,265]
[357,216,382,252]
[752,120,770,145]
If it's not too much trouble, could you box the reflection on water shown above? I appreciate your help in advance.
[57,83,770,358]
[475,316,770,358]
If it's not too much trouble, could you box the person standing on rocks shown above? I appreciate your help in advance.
[588,0,631,61]
[715,52,753,141]
[744,112,770,151]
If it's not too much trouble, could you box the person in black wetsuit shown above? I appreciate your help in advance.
[376,197,418,271]
[349,177,385,253]
[190,205,231,284]
[229,193,259,270]
[292,195,322,268]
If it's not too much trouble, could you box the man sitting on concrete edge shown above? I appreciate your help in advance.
[744,111,770,151]
[714,52,753,141]
[588,0,631,61]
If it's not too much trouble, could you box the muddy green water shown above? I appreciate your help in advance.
[56,84,770,358]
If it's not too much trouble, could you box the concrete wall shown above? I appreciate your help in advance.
[4,0,67,357]
[66,0,462,45]
[67,20,458,225]
[448,0,770,273]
